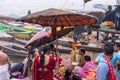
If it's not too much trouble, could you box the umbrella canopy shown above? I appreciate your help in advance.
[19,8,97,27]
[25,27,73,48]
[25,30,50,48]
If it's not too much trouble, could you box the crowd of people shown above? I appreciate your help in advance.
[0,36,120,80]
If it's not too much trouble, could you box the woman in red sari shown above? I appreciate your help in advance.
[32,45,56,80]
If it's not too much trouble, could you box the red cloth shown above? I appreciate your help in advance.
[33,56,56,80]
[103,55,116,80]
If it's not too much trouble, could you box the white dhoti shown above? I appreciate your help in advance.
[0,64,9,80]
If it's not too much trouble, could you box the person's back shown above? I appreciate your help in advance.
[38,56,55,79]
[0,51,9,65]
[97,57,109,80]
[32,45,56,80]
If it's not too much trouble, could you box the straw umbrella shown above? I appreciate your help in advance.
[19,8,97,27]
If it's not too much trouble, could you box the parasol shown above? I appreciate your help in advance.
[19,8,97,27]
[25,27,74,48]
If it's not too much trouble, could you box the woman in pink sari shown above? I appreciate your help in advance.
[76,55,96,78]
[32,45,56,80]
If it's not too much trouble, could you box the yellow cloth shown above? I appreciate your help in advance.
[70,42,78,65]
[70,49,77,65]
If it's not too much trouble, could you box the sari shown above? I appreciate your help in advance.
[33,56,56,80]
[76,61,96,78]
[70,42,78,65]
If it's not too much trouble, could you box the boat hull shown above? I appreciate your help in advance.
[7,32,32,39]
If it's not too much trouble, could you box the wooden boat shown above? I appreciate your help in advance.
[15,38,28,45]
[0,32,14,41]
[7,32,33,39]
[0,41,27,57]
[57,45,72,53]
[0,22,34,32]
[0,15,16,21]
[0,22,37,39]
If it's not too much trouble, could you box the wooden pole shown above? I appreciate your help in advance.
[52,17,59,67]
[55,36,58,60]
[27,46,32,76]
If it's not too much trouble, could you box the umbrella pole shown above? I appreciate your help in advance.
[52,26,58,59]
[53,26,59,67]
[55,36,59,68]
[56,36,58,59]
